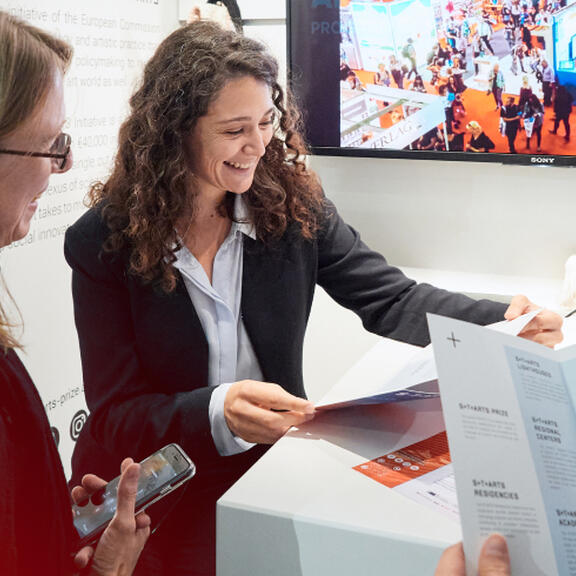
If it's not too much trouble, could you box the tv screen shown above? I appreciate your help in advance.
[287,0,576,166]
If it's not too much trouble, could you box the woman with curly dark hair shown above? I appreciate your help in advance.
[64,20,562,576]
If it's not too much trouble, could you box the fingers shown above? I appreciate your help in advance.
[239,381,315,414]
[82,473,107,492]
[114,462,140,520]
[91,461,150,575]
[518,310,563,348]
[120,457,135,474]
[225,380,316,444]
[518,328,563,347]
[519,309,563,334]
[71,473,107,505]
[504,294,534,320]
[434,535,510,576]
[73,546,94,570]
[434,542,465,576]
[70,485,89,506]
[505,295,564,349]
[478,534,511,576]
[135,512,152,530]
[227,398,315,444]
[230,404,314,444]
[72,459,137,503]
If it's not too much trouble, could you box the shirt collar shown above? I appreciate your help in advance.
[174,194,256,266]
[232,195,256,240]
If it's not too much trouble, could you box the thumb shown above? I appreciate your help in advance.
[478,534,511,576]
[114,462,140,518]
[504,294,532,320]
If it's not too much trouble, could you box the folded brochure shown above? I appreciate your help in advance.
[315,310,539,411]
[429,311,571,576]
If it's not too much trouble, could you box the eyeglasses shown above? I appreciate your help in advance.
[0,132,71,170]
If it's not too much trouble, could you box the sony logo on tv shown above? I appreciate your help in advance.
[531,156,555,164]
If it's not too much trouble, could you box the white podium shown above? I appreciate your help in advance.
[217,273,572,575]
[217,386,461,575]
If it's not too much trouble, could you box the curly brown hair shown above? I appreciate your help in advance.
[90,20,324,292]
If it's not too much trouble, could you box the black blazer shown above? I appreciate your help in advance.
[64,199,506,495]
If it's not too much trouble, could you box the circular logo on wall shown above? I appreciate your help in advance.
[51,426,60,448]
[70,410,88,441]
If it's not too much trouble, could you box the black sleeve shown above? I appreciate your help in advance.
[64,213,220,468]
[316,200,508,347]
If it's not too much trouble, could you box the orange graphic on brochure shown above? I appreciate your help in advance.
[354,431,451,488]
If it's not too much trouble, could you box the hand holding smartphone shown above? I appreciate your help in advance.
[72,443,195,547]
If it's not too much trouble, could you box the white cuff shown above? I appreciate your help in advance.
[209,382,256,456]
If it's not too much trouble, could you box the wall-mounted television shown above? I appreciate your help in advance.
[287,0,576,166]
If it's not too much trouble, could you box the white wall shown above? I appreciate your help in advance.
[311,156,576,280]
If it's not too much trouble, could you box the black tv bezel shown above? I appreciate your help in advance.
[285,0,576,168]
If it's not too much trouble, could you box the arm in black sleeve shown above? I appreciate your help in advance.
[64,214,220,468]
[317,200,508,347]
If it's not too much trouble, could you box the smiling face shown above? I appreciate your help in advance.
[0,71,69,247]
[184,75,275,203]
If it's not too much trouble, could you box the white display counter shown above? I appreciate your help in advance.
[217,270,574,575]
[217,339,461,576]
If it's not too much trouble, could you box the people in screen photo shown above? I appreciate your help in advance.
[339,0,575,156]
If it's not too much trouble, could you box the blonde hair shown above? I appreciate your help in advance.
[0,11,72,349]
[466,120,482,131]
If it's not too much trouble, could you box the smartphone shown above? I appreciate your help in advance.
[72,443,195,547]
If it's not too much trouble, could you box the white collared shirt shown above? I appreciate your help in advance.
[173,196,262,456]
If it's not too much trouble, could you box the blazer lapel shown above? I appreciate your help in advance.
[241,236,312,397]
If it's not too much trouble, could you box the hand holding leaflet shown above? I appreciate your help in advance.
[429,313,576,576]
[434,534,511,576]
[315,311,541,411]
[504,295,563,348]
[487,308,540,336]
[315,339,438,410]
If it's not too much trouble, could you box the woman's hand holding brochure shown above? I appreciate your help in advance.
[435,534,511,576]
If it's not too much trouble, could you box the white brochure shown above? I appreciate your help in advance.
[315,339,439,410]
[428,313,576,576]
[316,311,539,411]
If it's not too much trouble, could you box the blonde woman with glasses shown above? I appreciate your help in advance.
[0,11,149,575]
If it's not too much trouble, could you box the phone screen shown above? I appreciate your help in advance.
[73,444,194,542]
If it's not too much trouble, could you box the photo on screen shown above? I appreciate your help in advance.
[288,0,576,165]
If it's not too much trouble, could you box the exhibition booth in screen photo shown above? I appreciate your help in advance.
[291,0,576,160]
[4,0,576,575]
